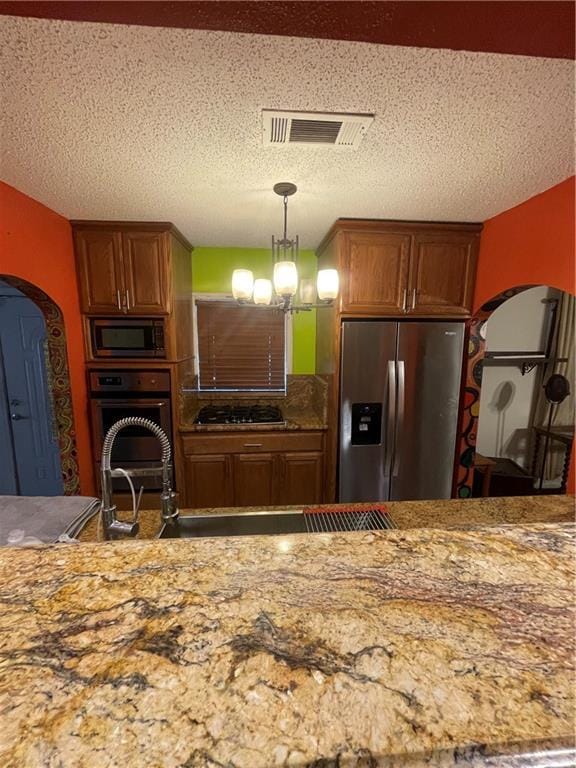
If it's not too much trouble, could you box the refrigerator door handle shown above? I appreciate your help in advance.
[387,361,396,477]
[393,360,405,477]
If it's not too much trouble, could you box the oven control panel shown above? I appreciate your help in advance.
[89,370,171,394]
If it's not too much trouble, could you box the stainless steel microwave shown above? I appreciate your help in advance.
[90,318,166,358]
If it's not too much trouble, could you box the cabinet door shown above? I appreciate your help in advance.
[184,455,233,508]
[278,452,324,505]
[75,229,124,314]
[408,234,478,316]
[233,453,276,506]
[122,231,170,314]
[341,232,411,314]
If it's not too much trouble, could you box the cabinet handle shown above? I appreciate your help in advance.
[125,290,131,311]
[402,288,407,312]
[116,290,122,310]
[411,288,417,310]
[243,443,263,448]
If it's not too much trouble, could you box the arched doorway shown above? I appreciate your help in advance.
[0,275,80,495]
[456,284,574,497]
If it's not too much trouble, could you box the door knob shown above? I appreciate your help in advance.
[10,413,24,420]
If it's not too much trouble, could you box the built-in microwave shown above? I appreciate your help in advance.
[90,318,166,358]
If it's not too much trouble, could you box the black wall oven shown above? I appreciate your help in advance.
[90,370,172,492]
[90,318,166,358]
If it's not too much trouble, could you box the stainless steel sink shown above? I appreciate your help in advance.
[159,511,306,539]
[158,508,396,539]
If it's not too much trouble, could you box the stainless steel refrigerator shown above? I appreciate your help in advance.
[339,320,465,502]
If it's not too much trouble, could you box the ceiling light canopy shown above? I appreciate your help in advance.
[231,183,339,314]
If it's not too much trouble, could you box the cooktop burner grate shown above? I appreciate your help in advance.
[194,404,284,425]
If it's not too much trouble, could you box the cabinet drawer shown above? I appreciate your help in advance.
[181,431,324,455]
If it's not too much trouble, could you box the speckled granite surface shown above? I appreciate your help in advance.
[77,495,575,543]
[179,374,328,432]
[1,521,574,767]
[390,494,575,530]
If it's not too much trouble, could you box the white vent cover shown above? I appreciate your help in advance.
[262,110,374,149]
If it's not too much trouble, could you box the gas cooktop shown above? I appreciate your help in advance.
[194,404,284,425]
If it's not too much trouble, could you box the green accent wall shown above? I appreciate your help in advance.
[192,247,317,374]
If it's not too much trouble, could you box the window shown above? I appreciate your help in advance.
[195,299,286,391]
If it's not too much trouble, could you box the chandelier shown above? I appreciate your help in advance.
[231,182,339,313]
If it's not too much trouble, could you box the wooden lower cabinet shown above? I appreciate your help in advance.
[180,432,325,508]
[183,454,233,508]
[233,453,276,506]
[278,452,324,505]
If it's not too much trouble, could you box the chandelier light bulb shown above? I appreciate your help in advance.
[230,184,338,313]
[253,278,273,305]
[317,269,339,301]
[273,261,298,297]
[232,269,254,301]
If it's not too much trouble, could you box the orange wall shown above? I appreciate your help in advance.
[0,182,94,494]
[475,175,575,493]
[475,176,575,310]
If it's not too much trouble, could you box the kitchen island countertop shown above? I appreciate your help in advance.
[77,493,575,542]
[1,498,574,767]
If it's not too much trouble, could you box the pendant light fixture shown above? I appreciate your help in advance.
[232,183,339,313]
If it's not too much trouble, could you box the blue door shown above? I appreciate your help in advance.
[0,282,64,495]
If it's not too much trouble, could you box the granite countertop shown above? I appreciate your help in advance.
[1,518,574,767]
[77,494,576,543]
[178,374,329,433]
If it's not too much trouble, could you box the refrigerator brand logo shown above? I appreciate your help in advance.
[444,331,457,336]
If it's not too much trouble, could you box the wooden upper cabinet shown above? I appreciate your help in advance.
[75,229,124,313]
[341,232,411,314]
[316,220,482,319]
[409,233,479,316]
[122,231,170,314]
[73,222,190,317]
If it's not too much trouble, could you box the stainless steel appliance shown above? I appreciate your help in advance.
[159,506,396,539]
[90,318,165,358]
[339,320,465,502]
[89,370,172,491]
[194,404,284,425]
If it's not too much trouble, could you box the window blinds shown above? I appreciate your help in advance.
[196,301,286,391]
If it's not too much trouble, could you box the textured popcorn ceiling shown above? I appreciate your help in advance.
[0,16,574,248]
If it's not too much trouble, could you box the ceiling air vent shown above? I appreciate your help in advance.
[262,110,374,149]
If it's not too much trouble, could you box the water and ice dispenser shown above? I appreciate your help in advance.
[350,403,382,445]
